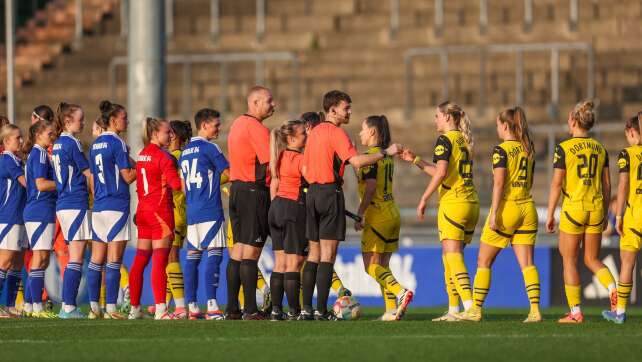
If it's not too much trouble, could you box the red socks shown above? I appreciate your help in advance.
[151,248,170,305]
[129,249,152,307]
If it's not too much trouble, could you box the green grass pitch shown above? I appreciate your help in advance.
[1,307,642,361]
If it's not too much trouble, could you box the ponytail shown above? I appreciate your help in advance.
[498,106,534,158]
[438,101,473,154]
[269,119,305,180]
[142,117,168,146]
[364,115,392,149]
[23,121,50,155]
[55,102,82,137]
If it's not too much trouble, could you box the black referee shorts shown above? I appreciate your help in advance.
[268,196,308,256]
[305,183,346,242]
[229,181,270,248]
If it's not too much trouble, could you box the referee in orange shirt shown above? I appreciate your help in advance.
[302,90,401,320]
[226,86,275,320]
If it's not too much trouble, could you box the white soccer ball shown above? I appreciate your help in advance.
[332,295,362,320]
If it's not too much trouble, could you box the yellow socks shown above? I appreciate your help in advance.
[166,262,185,308]
[331,270,344,293]
[366,263,403,297]
[565,284,581,313]
[445,252,473,310]
[596,267,616,293]
[442,255,460,313]
[472,267,490,310]
[381,286,397,312]
[522,266,540,313]
[616,281,633,314]
[257,268,267,293]
[119,265,129,289]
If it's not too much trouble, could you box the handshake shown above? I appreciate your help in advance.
[382,143,420,164]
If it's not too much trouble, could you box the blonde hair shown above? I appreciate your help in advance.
[0,124,20,146]
[498,106,534,158]
[269,120,305,180]
[571,100,597,130]
[142,117,168,146]
[55,102,82,137]
[438,101,473,153]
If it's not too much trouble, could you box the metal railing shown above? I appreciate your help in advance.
[108,52,300,120]
[403,42,595,120]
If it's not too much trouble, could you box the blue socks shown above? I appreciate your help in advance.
[105,262,121,308]
[29,268,45,305]
[5,270,21,307]
[62,262,83,308]
[87,262,103,305]
[0,269,6,298]
[184,253,201,305]
[205,248,223,302]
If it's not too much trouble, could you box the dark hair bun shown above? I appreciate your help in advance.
[99,100,112,113]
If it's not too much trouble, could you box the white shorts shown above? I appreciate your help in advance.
[187,220,226,251]
[57,209,92,242]
[92,210,130,243]
[0,224,28,251]
[25,222,55,251]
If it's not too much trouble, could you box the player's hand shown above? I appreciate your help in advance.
[400,149,416,162]
[489,212,497,231]
[546,216,555,233]
[385,143,402,156]
[417,198,427,221]
[354,220,364,232]
[615,217,624,236]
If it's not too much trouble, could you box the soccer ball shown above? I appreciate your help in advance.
[332,295,362,320]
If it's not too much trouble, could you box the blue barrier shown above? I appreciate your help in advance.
[4,245,551,309]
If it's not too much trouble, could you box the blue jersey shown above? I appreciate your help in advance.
[90,132,132,212]
[0,151,26,225]
[24,145,57,223]
[179,137,229,224]
[52,133,90,210]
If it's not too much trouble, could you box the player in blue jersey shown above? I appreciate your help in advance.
[23,120,58,318]
[88,100,137,320]
[52,102,92,318]
[179,109,230,320]
[0,124,27,318]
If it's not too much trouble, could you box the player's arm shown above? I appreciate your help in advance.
[601,150,611,222]
[35,177,56,192]
[162,156,182,191]
[83,169,94,196]
[220,169,230,184]
[270,176,279,200]
[120,168,136,184]
[489,146,508,230]
[417,160,448,220]
[546,144,566,233]
[401,149,437,176]
[17,175,26,188]
[348,143,401,169]
[615,150,630,235]
[116,142,137,184]
[356,178,376,231]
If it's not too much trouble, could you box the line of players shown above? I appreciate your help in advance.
[0,88,640,323]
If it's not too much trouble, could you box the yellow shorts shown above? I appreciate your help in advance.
[172,209,187,248]
[226,219,234,249]
[438,202,479,243]
[480,200,538,249]
[361,205,401,254]
[559,207,604,235]
[621,207,642,252]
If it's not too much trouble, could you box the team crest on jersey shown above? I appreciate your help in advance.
[434,145,445,156]
[618,157,628,170]
[553,152,560,164]
[492,152,502,165]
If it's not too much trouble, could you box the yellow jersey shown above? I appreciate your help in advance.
[492,140,534,202]
[171,149,187,214]
[432,130,478,203]
[618,145,642,211]
[553,136,609,211]
[358,147,396,213]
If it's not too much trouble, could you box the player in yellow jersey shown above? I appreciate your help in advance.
[603,113,642,324]
[356,115,413,321]
[403,101,479,322]
[457,107,541,323]
[546,100,617,323]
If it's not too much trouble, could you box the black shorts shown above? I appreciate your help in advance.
[229,181,270,247]
[305,183,346,242]
[268,196,308,256]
